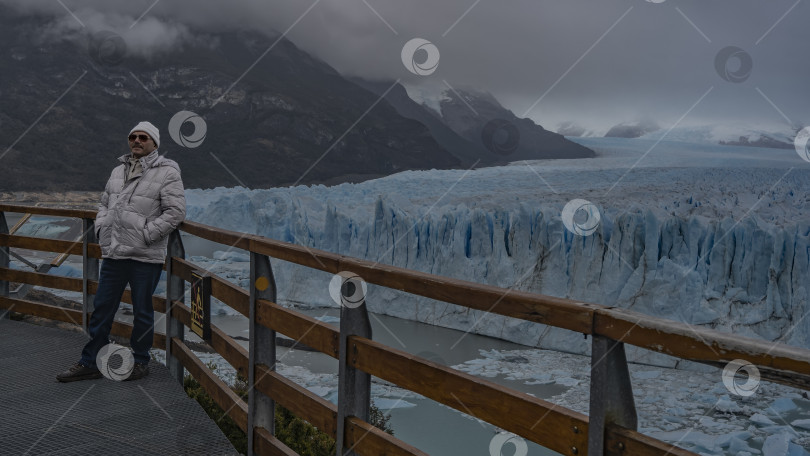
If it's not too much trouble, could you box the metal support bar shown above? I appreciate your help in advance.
[0,212,9,319]
[336,274,372,456]
[81,218,99,334]
[248,252,278,455]
[165,230,186,384]
[52,235,81,268]
[588,334,638,456]
[9,250,37,270]
[8,213,31,235]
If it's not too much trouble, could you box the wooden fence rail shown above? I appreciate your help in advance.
[1,203,808,456]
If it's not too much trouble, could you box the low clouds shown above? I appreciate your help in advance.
[42,12,200,60]
[2,0,807,133]
[5,1,204,60]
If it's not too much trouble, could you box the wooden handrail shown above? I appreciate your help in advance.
[0,296,165,348]
[255,364,339,439]
[171,336,248,431]
[256,298,340,359]
[0,233,100,258]
[349,335,589,455]
[5,216,810,382]
[3,205,804,378]
[253,428,298,456]
[179,220,254,251]
[4,202,808,456]
[185,220,597,334]
[176,217,810,383]
[345,417,429,456]
[172,257,250,317]
[594,307,810,389]
[168,299,340,438]
[9,213,32,235]
[0,266,84,292]
[0,204,97,219]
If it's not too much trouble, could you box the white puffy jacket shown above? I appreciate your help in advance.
[95,150,186,263]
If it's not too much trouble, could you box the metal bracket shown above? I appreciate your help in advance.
[82,218,99,334]
[165,230,186,384]
[335,275,372,456]
[588,334,638,455]
[0,212,9,318]
[248,252,277,456]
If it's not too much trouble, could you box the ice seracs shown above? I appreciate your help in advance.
[184,137,810,367]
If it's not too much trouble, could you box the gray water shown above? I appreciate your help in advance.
[209,309,566,456]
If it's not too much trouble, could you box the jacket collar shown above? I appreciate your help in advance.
[118,150,161,168]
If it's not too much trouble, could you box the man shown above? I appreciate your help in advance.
[57,121,186,382]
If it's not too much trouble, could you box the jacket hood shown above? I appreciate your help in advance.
[117,150,180,172]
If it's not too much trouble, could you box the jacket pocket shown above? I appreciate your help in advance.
[95,221,112,258]
[142,222,151,246]
[96,221,111,247]
[117,210,149,251]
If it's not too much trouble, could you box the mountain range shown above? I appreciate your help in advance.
[558,119,797,149]
[0,6,593,191]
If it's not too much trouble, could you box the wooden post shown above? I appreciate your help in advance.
[588,335,638,455]
[336,274,372,456]
[81,218,99,334]
[248,252,277,456]
[0,211,8,319]
[165,230,186,384]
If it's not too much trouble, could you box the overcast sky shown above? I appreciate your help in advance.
[3,0,807,134]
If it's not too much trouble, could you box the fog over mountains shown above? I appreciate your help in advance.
[2,1,807,132]
[0,5,592,191]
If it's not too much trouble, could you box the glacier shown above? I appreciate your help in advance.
[7,136,808,455]
[182,137,810,366]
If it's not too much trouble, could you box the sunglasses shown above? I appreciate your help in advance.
[128,134,152,142]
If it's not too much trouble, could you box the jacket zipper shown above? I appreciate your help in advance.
[127,179,142,204]
[126,158,149,204]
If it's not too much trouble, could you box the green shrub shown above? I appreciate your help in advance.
[183,366,394,455]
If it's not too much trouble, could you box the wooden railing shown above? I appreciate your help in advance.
[2,203,810,456]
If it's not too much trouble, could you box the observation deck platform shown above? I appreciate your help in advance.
[0,318,237,455]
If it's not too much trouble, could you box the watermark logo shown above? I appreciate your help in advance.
[561,199,601,236]
[168,110,207,148]
[329,271,367,308]
[721,359,760,397]
[489,432,528,456]
[645,0,666,3]
[482,119,520,156]
[88,30,127,67]
[714,46,753,83]
[401,38,440,76]
[96,343,135,381]
[795,127,810,163]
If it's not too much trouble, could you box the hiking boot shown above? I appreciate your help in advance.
[56,362,103,383]
[124,363,149,381]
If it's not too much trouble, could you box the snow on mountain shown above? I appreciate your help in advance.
[604,119,660,138]
[555,121,601,138]
[184,137,810,367]
[401,83,451,117]
[637,124,796,149]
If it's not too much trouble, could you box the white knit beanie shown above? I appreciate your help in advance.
[129,121,160,147]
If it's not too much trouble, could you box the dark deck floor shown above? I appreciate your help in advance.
[0,318,239,455]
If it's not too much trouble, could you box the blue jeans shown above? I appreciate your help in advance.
[80,258,163,367]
